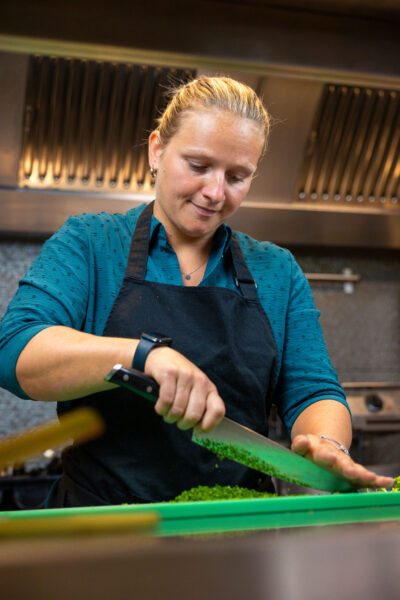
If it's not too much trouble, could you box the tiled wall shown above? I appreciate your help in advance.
[290,246,400,384]
[0,240,56,438]
[1,239,400,438]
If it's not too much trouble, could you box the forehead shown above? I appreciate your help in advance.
[168,109,264,163]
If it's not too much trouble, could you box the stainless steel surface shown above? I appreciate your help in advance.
[3,188,400,247]
[226,202,400,248]
[304,272,360,282]
[296,85,400,207]
[0,1,400,245]
[240,0,400,21]
[346,389,400,432]
[193,416,353,492]
[0,52,27,187]
[343,382,400,389]
[0,188,146,237]
[0,522,399,600]
[1,1,400,84]
[18,57,193,194]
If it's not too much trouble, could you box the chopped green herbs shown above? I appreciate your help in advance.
[194,437,304,487]
[171,484,277,502]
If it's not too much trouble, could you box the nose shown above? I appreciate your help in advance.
[202,171,225,203]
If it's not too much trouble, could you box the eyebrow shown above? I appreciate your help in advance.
[183,151,256,173]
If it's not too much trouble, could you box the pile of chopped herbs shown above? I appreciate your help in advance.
[171,484,277,503]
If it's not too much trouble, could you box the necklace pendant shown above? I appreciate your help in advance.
[185,274,191,280]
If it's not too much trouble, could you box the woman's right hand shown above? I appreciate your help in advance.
[144,346,225,432]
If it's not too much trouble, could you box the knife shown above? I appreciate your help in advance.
[105,364,353,492]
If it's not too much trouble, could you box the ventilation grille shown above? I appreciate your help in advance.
[297,84,400,208]
[19,56,195,193]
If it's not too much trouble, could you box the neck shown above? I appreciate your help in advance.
[152,199,216,286]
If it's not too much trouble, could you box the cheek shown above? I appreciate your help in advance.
[230,183,251,206]
[223,193,245,217]
[162,161,198,195]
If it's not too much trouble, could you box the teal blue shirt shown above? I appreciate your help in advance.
[0,203,348,433]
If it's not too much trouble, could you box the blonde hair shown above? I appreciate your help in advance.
[156,76,270,154]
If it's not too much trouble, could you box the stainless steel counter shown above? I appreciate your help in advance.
[1,520,399,600]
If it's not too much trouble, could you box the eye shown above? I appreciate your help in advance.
[188,162,207,172]
[228,173,246,184]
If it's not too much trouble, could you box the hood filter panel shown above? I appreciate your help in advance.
[297,84,400,209]
[19,56,194,194]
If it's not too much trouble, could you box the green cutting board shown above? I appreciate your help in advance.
[1,492,399,537]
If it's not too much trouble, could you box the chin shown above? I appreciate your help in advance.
[184,227,212,238]
[182,223,216,238]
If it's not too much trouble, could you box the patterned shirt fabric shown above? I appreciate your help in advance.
[0,203,348,434]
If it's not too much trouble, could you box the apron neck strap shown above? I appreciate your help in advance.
[228,236,259,301]
[125,201,259,300]
[125,201,154,281]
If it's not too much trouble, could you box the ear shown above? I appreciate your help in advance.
[148,130,163,171]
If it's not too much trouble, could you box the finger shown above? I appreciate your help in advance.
[309,446,371,481]
[162,371,192,424]
[308,449,391,488]
[291,434,313,456]
[293,436,367,483]
[197,390,226,432]
[319,448,379,483]
[373,475,395,488]
[334,461,377,484]
[175,372,212,430]
[336,462,393,488]
[154,371,178,418]
[176,388,207,431]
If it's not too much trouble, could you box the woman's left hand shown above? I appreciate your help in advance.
[291,433,394,489]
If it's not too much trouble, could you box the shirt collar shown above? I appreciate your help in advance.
[149,214,232,256]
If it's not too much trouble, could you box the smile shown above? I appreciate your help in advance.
[190,202,219,217]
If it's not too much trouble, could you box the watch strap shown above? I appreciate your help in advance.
[133,337,158,372]
[132,334,172,372]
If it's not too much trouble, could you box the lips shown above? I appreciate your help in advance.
[190,201,219,217]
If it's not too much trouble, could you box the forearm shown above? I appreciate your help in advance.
[15,326,139,402]
[290,399,352,448]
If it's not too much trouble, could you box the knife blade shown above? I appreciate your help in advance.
[105,364,353,492]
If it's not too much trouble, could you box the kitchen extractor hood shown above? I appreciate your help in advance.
[0,0,399,246]
[18,56,194,195]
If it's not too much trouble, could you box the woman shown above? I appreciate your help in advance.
[0,77,393,506]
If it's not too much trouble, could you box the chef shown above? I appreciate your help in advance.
[0,76,393,506]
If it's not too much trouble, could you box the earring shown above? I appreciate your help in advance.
[150,166,157,178]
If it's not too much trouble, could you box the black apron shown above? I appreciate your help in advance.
[49,202,277,507]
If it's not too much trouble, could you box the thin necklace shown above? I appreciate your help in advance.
[181,258,208,280]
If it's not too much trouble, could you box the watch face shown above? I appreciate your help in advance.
[142,332,172,345]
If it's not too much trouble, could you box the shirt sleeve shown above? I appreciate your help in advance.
[274,252,349,435]
[0,216,90,399]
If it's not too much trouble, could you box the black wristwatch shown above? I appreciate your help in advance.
[132,332,172,372]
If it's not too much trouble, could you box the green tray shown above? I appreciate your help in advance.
[1,492,400,536]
